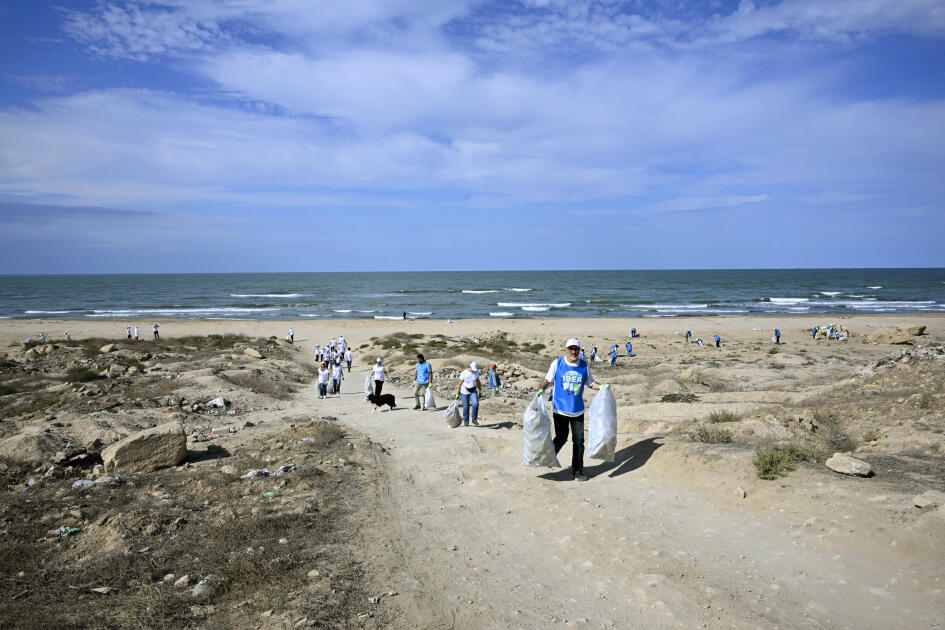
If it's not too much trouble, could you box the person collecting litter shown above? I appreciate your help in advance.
[774,328,781,344]
[413,353,433,410]
[454,362,482,426]
[488,363,501,396]
[536,338,604,482]
[609,344,618,367]
[714,334,722,348]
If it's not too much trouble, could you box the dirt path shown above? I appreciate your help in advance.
[301,365,945,630]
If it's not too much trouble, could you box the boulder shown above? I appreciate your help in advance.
[913,490,945,509]
[825,453,872,476]
[39,344,54,355]
[867,325,926,345]
[105,364,128,378]
[0,426,71,465]
[208,397,228,408]
[23,348,39,360]
[244,348,263,359]
[101,421,187,473]
[99,344,117,354]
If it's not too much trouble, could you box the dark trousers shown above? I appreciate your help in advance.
[374,380,384,396]
[552,412,585,474]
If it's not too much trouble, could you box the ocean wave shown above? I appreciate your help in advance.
[299,313,321,317]
[333,309,353,313]
[789,307,810,311]
[496,302,571,308]
[231,293,303,298]
[867,286,882,289]
[849,300,935,309]
[505,288,532,292]
[462,290,498,294]
[88,307,281,317]
[374,315,402,320]
[629,303,709,310]
[356,310,376,313]
[409,312,432,315]
[768,297,809,304]
[522,306,550,312]
[25,310,75,314]
[819,291,840,296]
[490,312,514,317]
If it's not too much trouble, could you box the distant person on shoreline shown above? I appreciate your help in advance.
[696,337,704,347]
[630,327,638,338]
[344,347,353,372]
[403,311,407,320]
[811,326,818,340]
[134,324,139,341]
[714,334,722,348]
[40,332,46,343]
[126,326,132,339]
[289,327,294,343]
[626,340,632,357]
[774,329,781,344]
[64,331,71,341]
[685,330,692,344]
[609,345,618,367]
[153,323,160,339]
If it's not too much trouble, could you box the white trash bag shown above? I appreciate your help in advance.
[425,387,436,409]
[587,384,617,462]
[364,376,373,395]
[444,399,462,428]
[522,395,560,468]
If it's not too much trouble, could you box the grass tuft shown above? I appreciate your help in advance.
[695,426,734,444]
[707,409,738,423]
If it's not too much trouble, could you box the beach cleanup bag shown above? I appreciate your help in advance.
[364,376,372,395]
[587,384,617,462]
[425,387,436,409]
[522,395,560,468]
[444,399,462,428]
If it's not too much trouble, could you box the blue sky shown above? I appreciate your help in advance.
[1,0,944,273]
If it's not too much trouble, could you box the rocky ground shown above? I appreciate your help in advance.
[1,320,944,628]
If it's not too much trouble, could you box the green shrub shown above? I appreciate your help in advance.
[660,393,699,403]
[707,409,738,423]
[768,348,780,354]
[695,426,734,444]
[66,366,101,383]
[754,442,825,480]
[813,409,858,453]
[862,429,879,442]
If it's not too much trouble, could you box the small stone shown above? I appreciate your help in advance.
[163,573,175,583]
[735,486,746,499]
[174,575,191,587]
[307,569,320,578]
[192,574,219,602]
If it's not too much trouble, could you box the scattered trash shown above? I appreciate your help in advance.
[90,586,114,595]
[241,465,294,479]
[71,480,95,489]
[55,526,82,537]
[260,491,280,498]
[192,574,219,602]
[278,537,288,545]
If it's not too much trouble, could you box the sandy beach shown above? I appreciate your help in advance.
[1,314,944,628]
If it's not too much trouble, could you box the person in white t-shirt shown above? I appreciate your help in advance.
[288,327,294,343]
[371,358,387,396]
[133,325,139,341]
[344,348,353,372]
[454,361,482,426]
[331,361,344,394]
[316,362,330,399]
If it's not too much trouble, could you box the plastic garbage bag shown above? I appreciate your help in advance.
[522,395,560,467]
[587,384,617,462]
[425,387,436,409]
[444,399,462,428]
[364,375,373,395]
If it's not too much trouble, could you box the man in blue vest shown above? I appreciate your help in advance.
[625,340,632,356]
[537,338,604,482]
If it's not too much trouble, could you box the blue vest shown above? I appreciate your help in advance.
[554,357,589,414]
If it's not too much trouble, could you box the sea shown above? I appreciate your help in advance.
[1,269,943,321]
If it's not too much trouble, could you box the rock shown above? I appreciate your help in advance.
[208,397,228,408]
[174,575,191,587]
[735,486,747,499]
[913,490,945,508]
[163,573,175,583]
[868,325,927,345]
[99,344,117,354]
[106,364,127,378]
[39,344,54,355]
[244,348,263,359]
[91,464,106,478]
[825,453,872,476]
[192,574,219,601]
[23,348,39,360]
[101,421,188,473]
[0,427,70,465]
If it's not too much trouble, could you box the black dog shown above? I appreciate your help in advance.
[366,393,396,412]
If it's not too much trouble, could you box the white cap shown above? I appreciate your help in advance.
[470,361,478,370]
[565,338,581,348]
[376,357,382,363]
